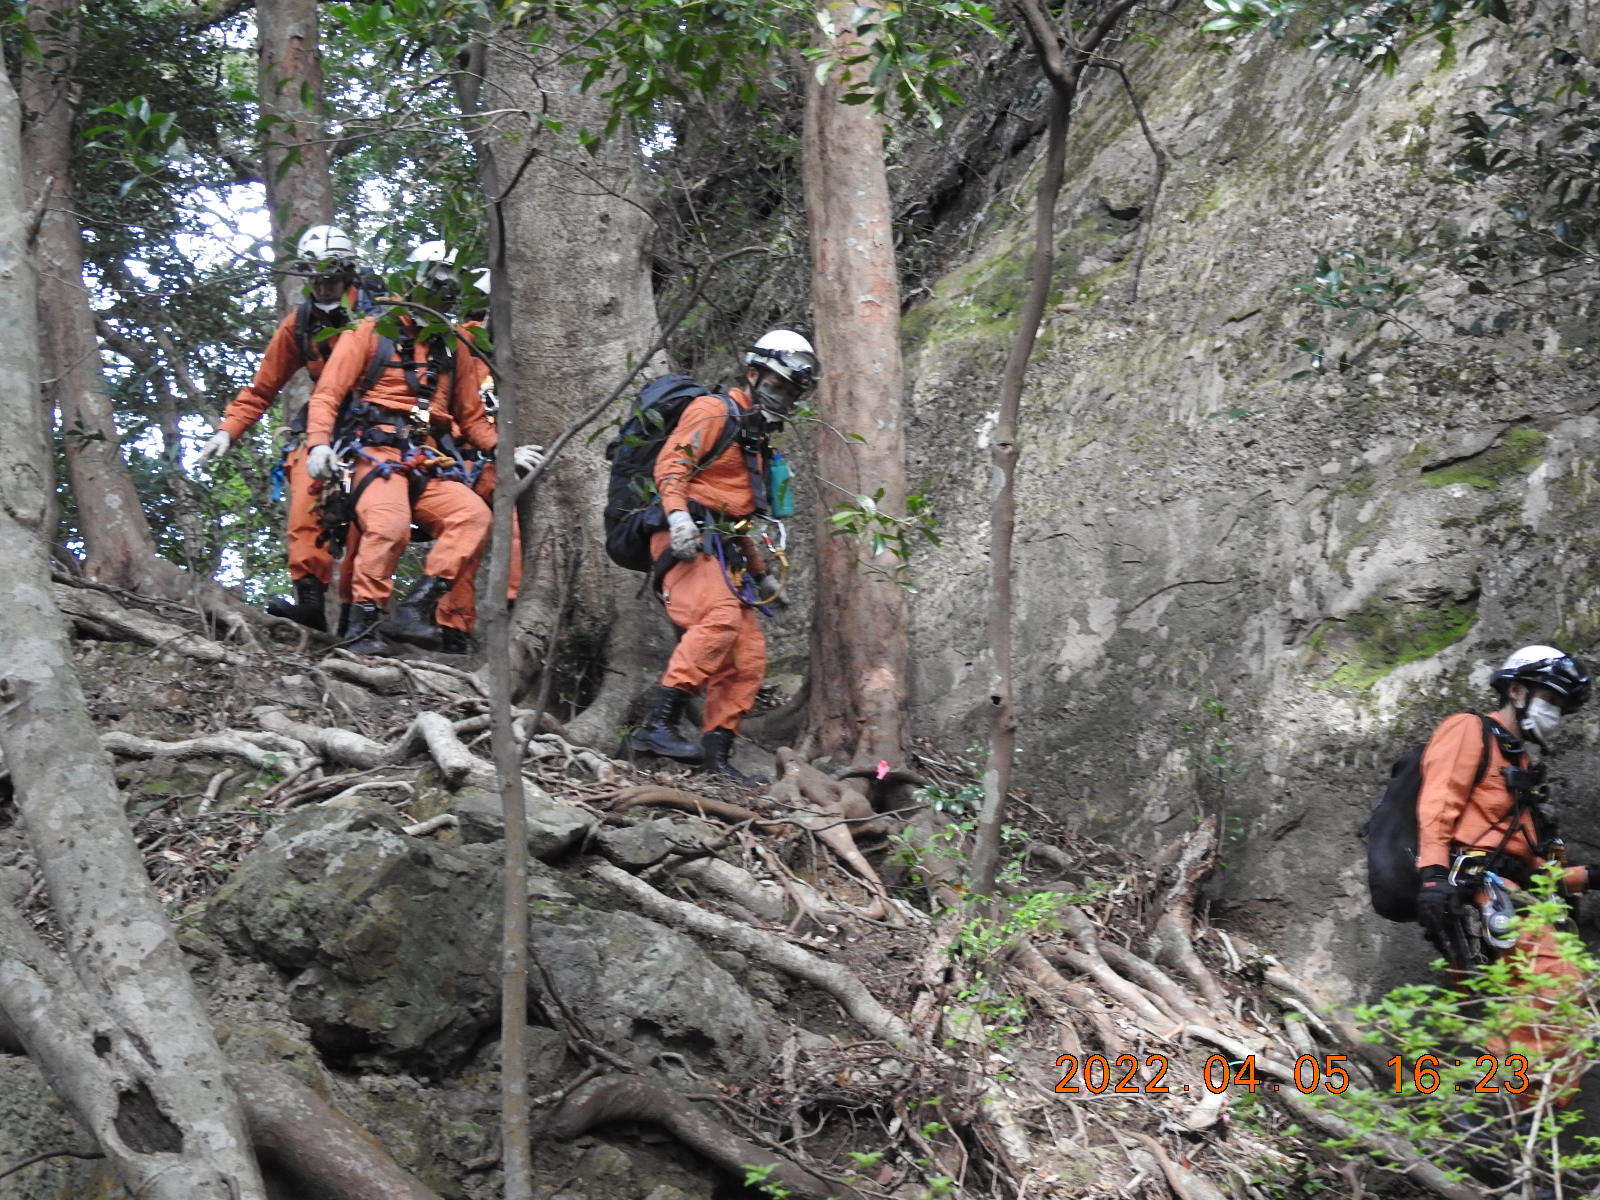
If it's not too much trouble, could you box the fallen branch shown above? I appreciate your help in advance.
[546,1073,860,1200]
[1127,1132,1228,1200]
[592,861,909,1045]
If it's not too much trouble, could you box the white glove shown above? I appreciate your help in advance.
[194,430,232,467]
[306,445,339,480]
[667,510,702,561]
[512,443,545,479]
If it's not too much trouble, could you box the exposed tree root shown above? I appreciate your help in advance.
[253,707,491,786]
[100,730,310,774]
[608,785,772,823]
[233,1064,443,1200]
[545,1073,861,1200]
[592,861,910,1045]
[1148,817,1228,1007]
[54,583,233,664]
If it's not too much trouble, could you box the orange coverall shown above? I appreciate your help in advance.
[220,292,362,585]
[434,338,522,635]
[307,317,496,607]
[651,387,767,734]
[1417,712,1591,1101]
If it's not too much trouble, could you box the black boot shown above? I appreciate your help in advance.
[344,601,394,656]
[700,728,767,788]
[265,576,327,632]
[628,686,704,761]
[439,627,471,656]
[382,575,451,650]
[336,601,352,637]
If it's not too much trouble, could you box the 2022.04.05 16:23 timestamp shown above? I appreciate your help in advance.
[1052,1053,1535,1095]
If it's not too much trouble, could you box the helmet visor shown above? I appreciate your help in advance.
[768,348,821,388]
[289,256,358,278]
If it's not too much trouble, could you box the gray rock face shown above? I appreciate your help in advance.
[206,804,502,1069]
[206,805,769,1080]
[0,1056,114,1200]
[530,901,769,1078]
[900,27,1600,1000]
[594,816,721,869]
[452,786,596,861]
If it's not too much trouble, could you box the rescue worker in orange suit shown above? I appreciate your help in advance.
[304,243,540,656]
[627,329,819,786]
[1415,645,1594,1108]
[194,224,374,630]
[433,271,529,654]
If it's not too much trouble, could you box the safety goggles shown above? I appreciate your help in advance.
[289,257,359,278]
[762,349,821,389]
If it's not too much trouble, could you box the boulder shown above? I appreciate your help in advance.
[207,805,770,1080]
[452,787,594,861]
[595,816,721,869]
[530,901,770,1079]
[207,804,504,1069]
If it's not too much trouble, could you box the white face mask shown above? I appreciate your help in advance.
[1522,696,1562,746]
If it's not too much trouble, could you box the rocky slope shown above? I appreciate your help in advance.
[0,582,1504,1200]
[900,17,1600,1001]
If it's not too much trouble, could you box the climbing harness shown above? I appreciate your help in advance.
[313,325,465,555]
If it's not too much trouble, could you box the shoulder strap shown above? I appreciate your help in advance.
[293,299,313,363]
[356,333,395,401]
[1475,713,1539,863]
[1471,714,1495,792]
[685,394,744,477]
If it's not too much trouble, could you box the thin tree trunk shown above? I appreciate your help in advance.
[456,45,535,1199]
[0,67,267,1200]
[257,0,334,309]
[20,0,159,586]
[969,0,1138,894]
[481,32,670,744]
[798,1,909,770]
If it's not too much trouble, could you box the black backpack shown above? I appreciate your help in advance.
[602,374,743,571]
[1362,714,1494,922]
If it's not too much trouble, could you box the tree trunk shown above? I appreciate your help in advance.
[798,2,910,770]
[482,32,671,746]
[968,0,1138,895]
[455,45,536,1199]
[257,0,334,308]
[20,0,159,585]
[0,68,267,1200]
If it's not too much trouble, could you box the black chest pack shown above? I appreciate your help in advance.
[1362,714,1552,922]
[602,374,770,572]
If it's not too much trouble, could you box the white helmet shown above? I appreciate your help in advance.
[402,241,462,306]
[408,241,458,268]
[1491,645,1590,713]
[471,269,490,293]
[295,224,357,268]
[745,329,821,390]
